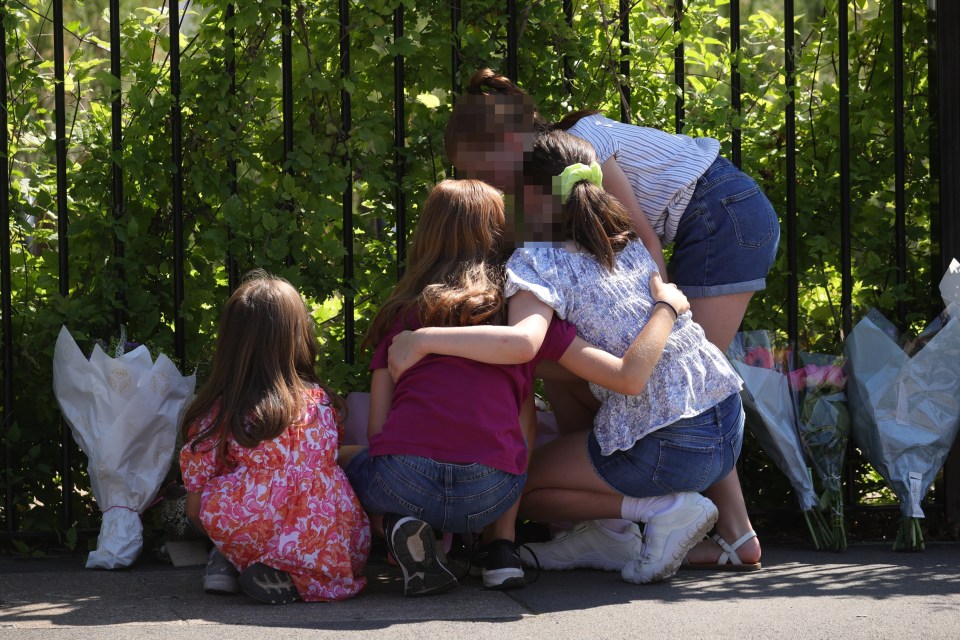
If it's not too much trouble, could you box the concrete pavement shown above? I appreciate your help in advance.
[1,542,959,639]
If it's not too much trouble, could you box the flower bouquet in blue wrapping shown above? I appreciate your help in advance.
[845,260,960,551]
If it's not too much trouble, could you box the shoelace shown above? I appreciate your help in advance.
[456,537,542,585]
[516,542,541,584]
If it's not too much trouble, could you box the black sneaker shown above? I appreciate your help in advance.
[478,539,527,590]
[384,514,458,597]
[238,563,300,604]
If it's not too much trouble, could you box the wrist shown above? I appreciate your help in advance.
[410,329,430,355]
[653,300,679,320]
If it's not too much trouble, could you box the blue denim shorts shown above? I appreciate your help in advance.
[586,392,744,497]
[344,450,525,534]
[669,156,780,298]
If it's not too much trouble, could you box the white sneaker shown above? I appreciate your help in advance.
[517,521,643,571]
[621,493,718,585]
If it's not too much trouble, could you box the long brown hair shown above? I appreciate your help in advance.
[365,179,509,349]
[525,130,635,271]
[444,68,602,162]
[180,270,344,465]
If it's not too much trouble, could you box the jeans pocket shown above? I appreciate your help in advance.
[465,475,523,534]
[722,185,778,248]
[652,438,717,493]
[372,473,424,519]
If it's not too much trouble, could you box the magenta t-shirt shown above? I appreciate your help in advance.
[368,314,576,474]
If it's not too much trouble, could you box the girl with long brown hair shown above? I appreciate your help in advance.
[179,271,370,604]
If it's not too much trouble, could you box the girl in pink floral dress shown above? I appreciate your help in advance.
[179,271,370,604]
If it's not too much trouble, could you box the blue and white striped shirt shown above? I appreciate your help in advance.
[567,114,720,244]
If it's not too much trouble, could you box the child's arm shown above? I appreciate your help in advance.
[367,367,395,440]
[553,272,688,395]
[386,289,553,380]
[389,273,687,396]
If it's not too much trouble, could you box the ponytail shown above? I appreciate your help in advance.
[526,130,635,271]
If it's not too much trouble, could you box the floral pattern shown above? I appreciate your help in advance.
[180,386,370,602]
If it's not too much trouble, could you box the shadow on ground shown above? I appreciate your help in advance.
[1,543,958,633]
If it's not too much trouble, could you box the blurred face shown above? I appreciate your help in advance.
[453,130,534,192]
[518,181,564,245]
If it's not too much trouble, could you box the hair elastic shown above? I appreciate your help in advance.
[654,300,679,320]
[554,161,604,203]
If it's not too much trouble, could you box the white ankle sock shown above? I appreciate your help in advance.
[620,494,682,523]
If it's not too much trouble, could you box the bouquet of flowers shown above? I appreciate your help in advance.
[789,355,850,551]
[845,260,960,551]
[727,332,832,549]
[52,326,196,568]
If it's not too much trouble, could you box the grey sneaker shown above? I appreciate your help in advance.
[203,547,240,595]
[621,493,718,585]
[384,514,457,597]
[239,563,300,605]
[477,539,526,590]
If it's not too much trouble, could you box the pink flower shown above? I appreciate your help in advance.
[789,363,846,391]
[787,367,808,389]
[745,346,774,369]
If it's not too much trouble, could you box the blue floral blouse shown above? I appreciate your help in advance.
[505,239,742,455]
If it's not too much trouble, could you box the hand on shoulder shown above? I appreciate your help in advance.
[649,271,689,317]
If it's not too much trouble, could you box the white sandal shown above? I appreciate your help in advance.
[682,531,762,571]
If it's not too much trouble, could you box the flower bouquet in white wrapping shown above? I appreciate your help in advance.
[845,260,960,551]
[728,332,833,549]
[52,326,196,568]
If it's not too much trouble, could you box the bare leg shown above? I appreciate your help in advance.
[542,378,602,435]
[519,431,624,522]
[688,468,761,564]
[688,292,755,355]
[686,291,762,565]
[483,394,539,543]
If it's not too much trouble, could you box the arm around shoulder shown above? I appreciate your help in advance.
[385,290,554,379]
[557,273,687,395]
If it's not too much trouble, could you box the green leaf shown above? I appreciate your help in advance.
[416,93,441,109]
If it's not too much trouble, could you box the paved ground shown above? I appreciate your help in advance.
[1,542,959,640]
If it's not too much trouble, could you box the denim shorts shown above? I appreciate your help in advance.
[344,450,525,534]
[586,392,744,497]
[669,156,780,298]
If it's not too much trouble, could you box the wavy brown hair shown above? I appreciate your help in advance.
[180,270,344,466]
[365,179,509,350]
[525,130,636,271]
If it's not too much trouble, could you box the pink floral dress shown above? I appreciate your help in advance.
[180,386,370,602]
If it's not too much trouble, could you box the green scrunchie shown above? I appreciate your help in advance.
[553,161,604,203]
